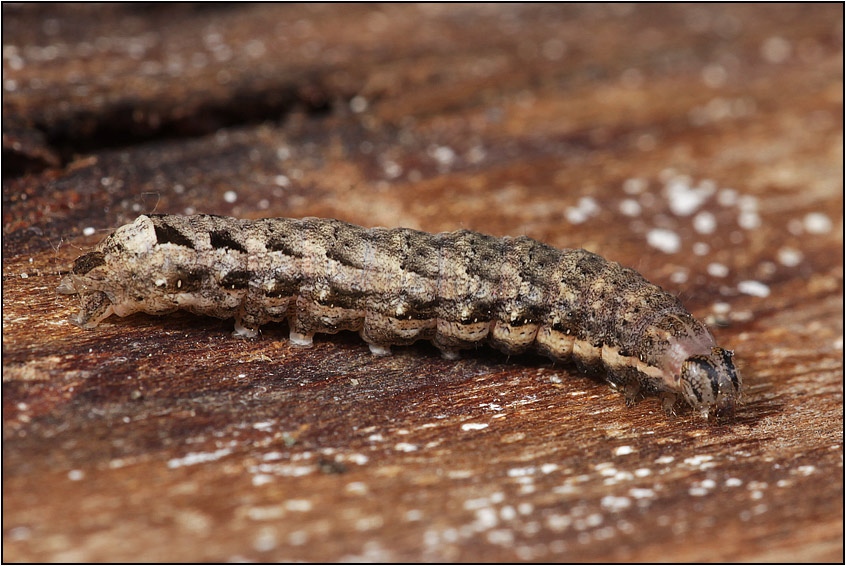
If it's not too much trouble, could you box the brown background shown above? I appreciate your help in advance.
[3,3,843,562]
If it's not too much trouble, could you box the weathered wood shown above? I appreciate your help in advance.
[3,3,842,562]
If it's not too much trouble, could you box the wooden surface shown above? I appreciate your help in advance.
[3,4,843,562]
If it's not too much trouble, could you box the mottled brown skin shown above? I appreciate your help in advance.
[58,214,741,418]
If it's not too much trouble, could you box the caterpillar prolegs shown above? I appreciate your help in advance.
[58,214,741,419]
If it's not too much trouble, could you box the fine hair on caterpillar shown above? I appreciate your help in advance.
[58,214,742,420]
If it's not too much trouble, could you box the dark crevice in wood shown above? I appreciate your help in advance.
[4,82,342,179]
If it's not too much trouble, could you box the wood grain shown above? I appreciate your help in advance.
[3,4,842,562]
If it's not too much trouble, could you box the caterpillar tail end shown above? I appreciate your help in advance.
[56,274,78,295]
[68,291,114,329]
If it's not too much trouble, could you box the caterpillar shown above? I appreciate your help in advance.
[58,214,741,419]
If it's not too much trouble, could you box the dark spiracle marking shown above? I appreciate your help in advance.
[170,268,207,292]
[154,222,195,249]
[209,230,248,253]
[264,280,298,298]
[72,251,106,275]
[219,270,251,289]
[266,235,303,257]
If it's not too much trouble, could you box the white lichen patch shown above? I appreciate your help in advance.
[646,228,681,254]
[737,280,771,298]
[628,487,656,499]
[804,212,832,234]
[566,196,601,224]
[683,455,714,468]
[619,198,642,217]
[777,247,803,267]
[664,176,714,216]
[707,262,729,278]
[167,448,232,469]
[600,495,632,512]
[693,211,717,234]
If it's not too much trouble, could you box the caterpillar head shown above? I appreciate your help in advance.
[679,347,741,420]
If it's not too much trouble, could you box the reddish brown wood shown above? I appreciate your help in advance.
[3,4,842,562]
